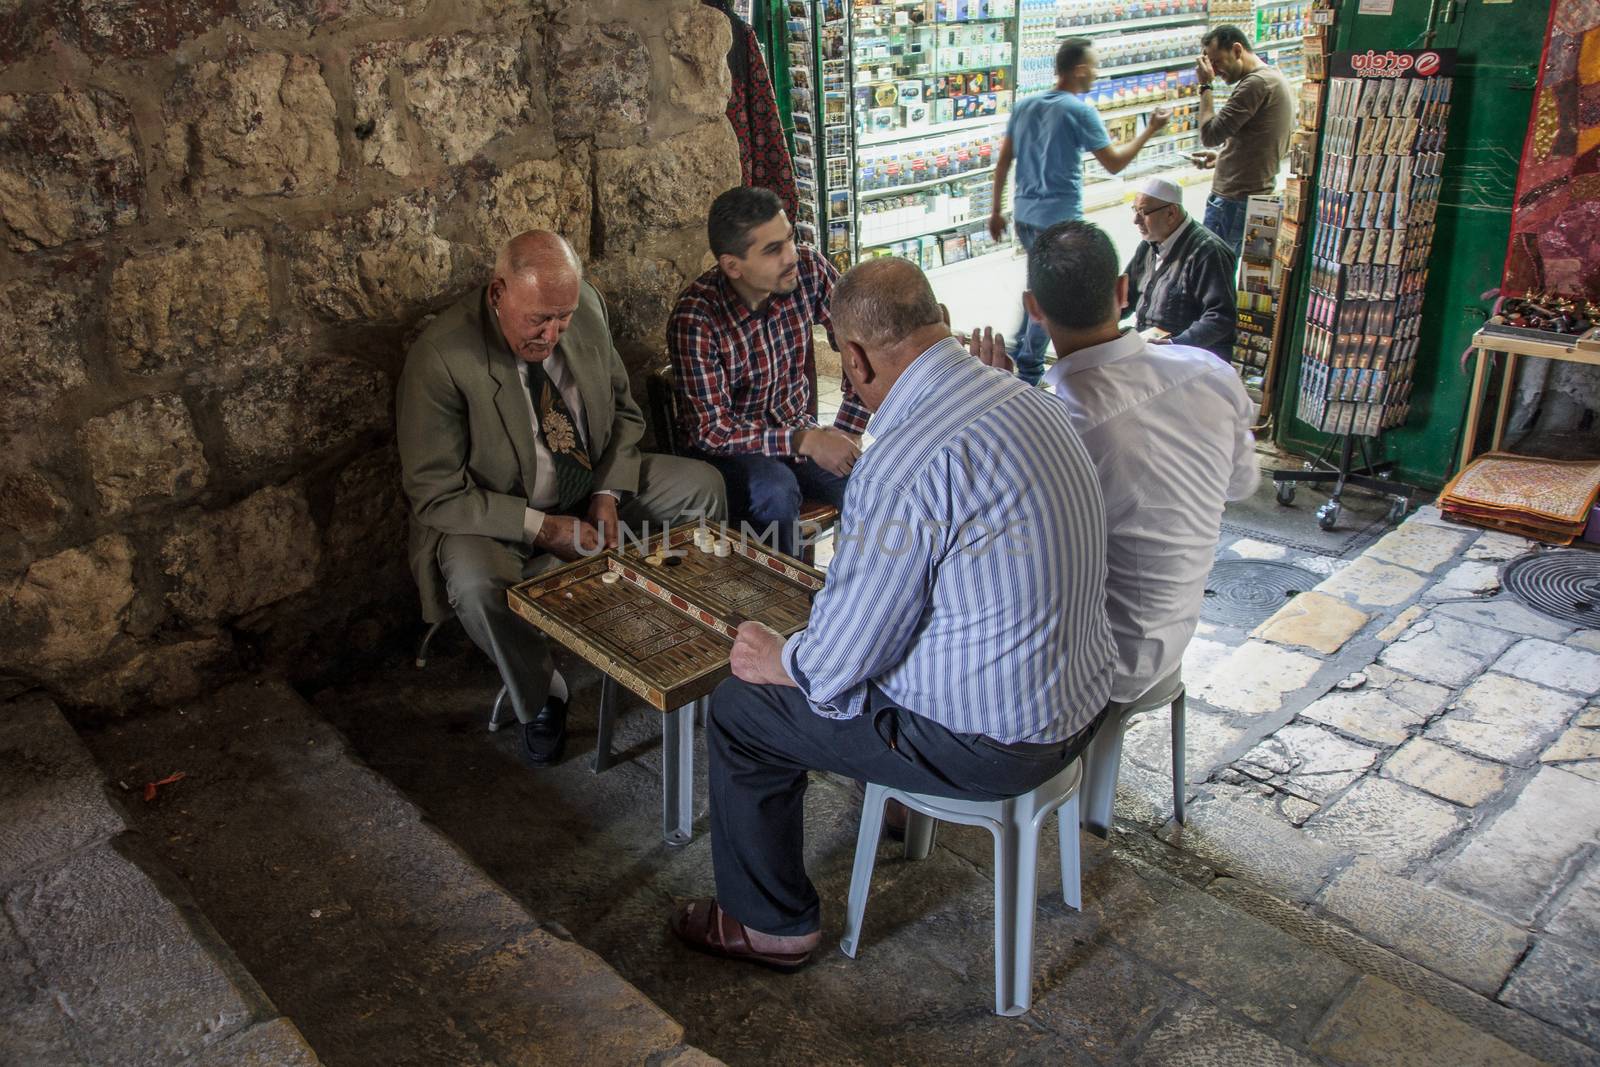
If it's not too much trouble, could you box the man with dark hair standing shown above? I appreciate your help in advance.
[1192,25,1295,254]
[989,36,1170,384]
[668,186,870,556]
[1123,176,1238,360]
[397,231,726,769]
[1019,220,1256,826]
[668,256,1113,970]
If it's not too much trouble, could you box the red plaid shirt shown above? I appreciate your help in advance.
[668,245,871,457]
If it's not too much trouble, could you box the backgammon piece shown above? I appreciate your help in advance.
[645,553,665,567]
[601,572,620,584]
[714,539,731,557]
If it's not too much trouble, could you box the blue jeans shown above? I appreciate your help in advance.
[1203,193,1248,258]
[1009,220,1049,386]
[692,452,848,557]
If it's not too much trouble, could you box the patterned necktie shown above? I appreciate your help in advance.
[524,360,593,513]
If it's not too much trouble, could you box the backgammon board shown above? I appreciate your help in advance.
[506,524,824,710]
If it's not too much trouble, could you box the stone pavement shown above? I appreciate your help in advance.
[300,491,1599,1066]
[0,692,319,1066]
[76,678,717,1067]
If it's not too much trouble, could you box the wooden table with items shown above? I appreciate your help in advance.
[1461,328,1600,472]
[507,523,824,844]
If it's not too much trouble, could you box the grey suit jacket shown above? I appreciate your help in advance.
[396,282,646,622]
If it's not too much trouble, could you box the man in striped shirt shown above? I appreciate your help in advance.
[669,257,1115,971]
[668,187,871,556]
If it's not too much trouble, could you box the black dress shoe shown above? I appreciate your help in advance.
[520,696,568,768]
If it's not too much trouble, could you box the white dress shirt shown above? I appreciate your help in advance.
[517,351,615,541]
[1043,330,1259,702]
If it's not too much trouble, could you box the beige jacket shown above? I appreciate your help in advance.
[396,282,646,622]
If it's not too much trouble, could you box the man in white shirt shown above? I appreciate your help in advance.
[1004,220,1258,831]
[397,231,726,768]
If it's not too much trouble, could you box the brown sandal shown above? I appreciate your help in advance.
[668,899,814,973]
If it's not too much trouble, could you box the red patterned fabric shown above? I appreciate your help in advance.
[727,19,800,222]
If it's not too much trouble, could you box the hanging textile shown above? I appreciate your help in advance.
[706,1,800,221]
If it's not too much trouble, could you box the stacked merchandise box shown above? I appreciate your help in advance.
[1296,48,1455,438]
[851,0,1018,265]
[1234,195,1282,390]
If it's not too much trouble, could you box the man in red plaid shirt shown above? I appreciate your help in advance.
[668,187,871,556]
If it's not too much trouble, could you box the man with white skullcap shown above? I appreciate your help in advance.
[1121,176,1238,362]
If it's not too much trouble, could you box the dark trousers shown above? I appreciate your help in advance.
[707,678,1107,936]
[693,452,848,557]
[1203,193,1249,257]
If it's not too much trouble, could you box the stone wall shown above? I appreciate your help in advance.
[0,0,741,711]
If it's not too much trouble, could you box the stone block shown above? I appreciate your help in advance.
[1546,859,1600,947]
[1318,863,1528,995]
[1541,725,1600,783]
[1181,634,1233,689]
[1304,777,1467,872]
[1501,939,1600,1047]
[325,448,408,581]
[1439,767,1600,924]
[213,348,391,472]
[1293,554,1351,578]
[1159,795,1348,902]
[163,53,339,204]
[1375,604,1425,642]
[0,468,69,546]
[587,256,692,347]
[1422,560,1502,601]
[1363,522,1472,573]
[1298,674,1443,747]
[190,1017,321,1067]
[1466,530,1537,562]
[595,121,741,251]
[1309,976,1540,1067]
[666,3,734,121]
[352,34,534,179]
[1234,723,1380,803]
[0,279,89,435]
[6,842,257,1063]
[1383,738,1508,806]
[1318,555,1427,607]
[0,907,84,1065]
[1567,630,1600,653]
[56,634,234,710]
[2,535,134,675]
[1252,590,1369,654]
[1427,673,1583,765]
[0,694,125,886]
[1492,638,1600,695]
[0,89,141,249]
[1191,641,1322,716]
[161,484,320,623]
[551,21,651,144]
[79,393,209,515]
[293,193,455,322]
[1432,598,1572,641]
[1377,615,1514,687]
[1225,537,1288,559]
[109,231,272,376]
[1137,1002,1320,1066]
[472,148,592,253]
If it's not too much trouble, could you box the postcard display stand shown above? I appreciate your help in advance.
[1272,48,1454,531]
[789,2,855,267]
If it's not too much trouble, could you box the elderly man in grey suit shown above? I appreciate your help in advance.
[398,231,726,768]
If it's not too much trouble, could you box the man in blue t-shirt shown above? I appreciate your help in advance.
[989,38,1170,384]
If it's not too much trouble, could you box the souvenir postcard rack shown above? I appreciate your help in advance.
[1273,47,1455,530]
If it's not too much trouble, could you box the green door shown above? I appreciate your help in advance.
[1273,0,1547,489]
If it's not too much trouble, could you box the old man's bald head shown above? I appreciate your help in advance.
[829,257,951,410]
[490,230,583,363]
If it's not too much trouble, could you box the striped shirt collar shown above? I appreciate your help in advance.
[1041,328,1144,390]
[867,335,971,438]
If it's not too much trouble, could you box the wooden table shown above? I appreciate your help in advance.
[507,524,823,845]
[1460,328,1600,472]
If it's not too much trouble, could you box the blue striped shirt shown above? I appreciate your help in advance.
[782,337,1115,744]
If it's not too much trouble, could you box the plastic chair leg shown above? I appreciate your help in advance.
[1057,792,1082,911]
[1080,718,1126,839]
[487,686,511,732]
[1171,693,1187,825]
[991,805,1036,1017]
[903,811,937,861]
[840,784,889,959]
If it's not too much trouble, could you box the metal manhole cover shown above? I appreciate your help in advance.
[1200,560,1320,627]
[1502,550,1600,628]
